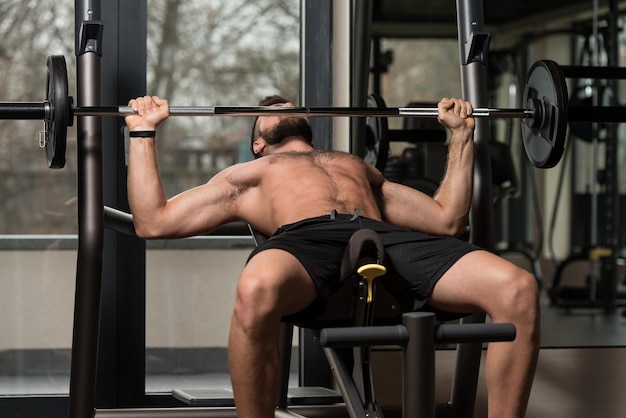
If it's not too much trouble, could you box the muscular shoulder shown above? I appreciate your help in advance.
[213,160,263,185]
[208,159,265,195]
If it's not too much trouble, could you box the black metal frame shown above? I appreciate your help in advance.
[319,312,514,418]
[441,2,494,417]
[69,8,104,418]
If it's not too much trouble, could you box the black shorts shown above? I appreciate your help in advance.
[247,213,481,311]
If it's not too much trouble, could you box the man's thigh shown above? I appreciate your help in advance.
[427,250,526,315]
[243,248,319,316]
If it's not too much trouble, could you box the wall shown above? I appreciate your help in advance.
[0,246,253,351]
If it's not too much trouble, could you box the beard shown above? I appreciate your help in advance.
[259,117,313,147]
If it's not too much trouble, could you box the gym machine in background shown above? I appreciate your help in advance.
[548,0,625,313]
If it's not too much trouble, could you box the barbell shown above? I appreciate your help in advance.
[2,55,626,169]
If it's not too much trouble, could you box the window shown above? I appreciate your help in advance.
[143,0,300,393]
[0,0,76,397]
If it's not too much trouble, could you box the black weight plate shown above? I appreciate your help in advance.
[46,55,70,169]
[521,60,568,168]
[364,94,389,171]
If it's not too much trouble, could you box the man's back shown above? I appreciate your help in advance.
[234,150,384,235]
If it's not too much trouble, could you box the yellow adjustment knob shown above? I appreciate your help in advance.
[588,247,612,261]
[357,263,387,304]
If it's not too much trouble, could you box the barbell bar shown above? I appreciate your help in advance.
[1,100,535,119]
[2,55,626,170]
[85,105,538,118]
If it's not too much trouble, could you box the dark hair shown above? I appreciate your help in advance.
[249,95,291,158]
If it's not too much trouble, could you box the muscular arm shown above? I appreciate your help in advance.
[128,137,246,239]
[125,96,247,239]
[377,98,475,236]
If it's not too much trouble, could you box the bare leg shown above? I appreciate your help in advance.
[229,249,318,418]
[428,250,540,418]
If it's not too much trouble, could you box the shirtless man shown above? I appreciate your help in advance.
[125,95,540,418]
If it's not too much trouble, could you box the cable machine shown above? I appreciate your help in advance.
[548,0,624,312]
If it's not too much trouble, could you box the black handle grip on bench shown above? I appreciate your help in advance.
[435,323,516,344]
[320,325,409,348]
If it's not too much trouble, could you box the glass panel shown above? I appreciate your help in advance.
[144,0,300,393]
[377,38,461,108]
[0,0,76,396]
[145,240,254,392]
[376,38,461,188]
[0,1,77,234]
[0,239,76,396]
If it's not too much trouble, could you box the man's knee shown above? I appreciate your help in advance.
[501,268,540,319]
[233,272,282,329]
